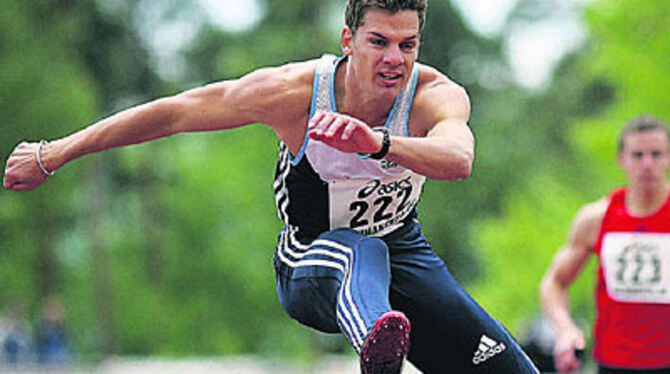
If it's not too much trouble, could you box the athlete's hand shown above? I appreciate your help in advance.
[553,325,586,374]
[308,110,383,154]
[3,141,52,191]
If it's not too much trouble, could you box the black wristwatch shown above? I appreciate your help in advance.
[370,127,390,160]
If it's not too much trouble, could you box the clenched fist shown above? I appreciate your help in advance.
[3,141,53,191]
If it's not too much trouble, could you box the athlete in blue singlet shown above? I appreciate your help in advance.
[4,1,539,373]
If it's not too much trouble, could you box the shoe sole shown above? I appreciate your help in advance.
[360,311,410,374]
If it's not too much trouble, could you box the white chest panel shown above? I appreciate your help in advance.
[300,54,425,236]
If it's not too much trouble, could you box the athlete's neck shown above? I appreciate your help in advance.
[625,183,670,217]
[335,59,395,127]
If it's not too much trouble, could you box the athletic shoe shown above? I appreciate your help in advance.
[360,310,411,374]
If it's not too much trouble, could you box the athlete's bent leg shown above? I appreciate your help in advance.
[274,228,397,352]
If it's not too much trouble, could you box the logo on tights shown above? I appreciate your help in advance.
[472,334,506,365]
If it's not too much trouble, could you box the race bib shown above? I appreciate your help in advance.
[601,232,670,304]
[328,171,424,236]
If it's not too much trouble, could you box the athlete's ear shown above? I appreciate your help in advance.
[616,151,624,169]
[341,26,354,56]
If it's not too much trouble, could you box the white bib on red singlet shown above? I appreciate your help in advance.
[601,232,670,304]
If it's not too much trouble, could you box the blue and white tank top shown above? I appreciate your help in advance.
[273,54,426,245]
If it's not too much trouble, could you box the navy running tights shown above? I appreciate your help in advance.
[274,220,538,373]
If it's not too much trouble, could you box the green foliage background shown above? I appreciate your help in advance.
[470,0,670,342]
[0,0,668,363]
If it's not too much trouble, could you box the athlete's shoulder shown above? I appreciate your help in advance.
[571,197,609,244]
[415,63,467,96]
[410,63,470,134]
[233,58,320,127]
[250,58,319,90]
[576,198,608,223]
[414,63,469,109]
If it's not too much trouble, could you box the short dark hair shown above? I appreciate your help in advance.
[618,115,670,153]
[345,0,427,35]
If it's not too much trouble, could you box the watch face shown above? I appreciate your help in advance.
[371,127,390,160]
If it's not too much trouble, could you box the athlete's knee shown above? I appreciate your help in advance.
[279,277,341,333]
[351,236,391,276]
[357,236,387,254]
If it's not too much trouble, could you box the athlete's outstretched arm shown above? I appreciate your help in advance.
[539,199,606,374]
[308,66,473,181]
[3,62,313,191]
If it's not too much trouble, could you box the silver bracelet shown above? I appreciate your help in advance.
[36,140,55,176]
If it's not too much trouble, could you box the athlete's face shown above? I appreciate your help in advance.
[341,9,420,99]
[618,129,670,188]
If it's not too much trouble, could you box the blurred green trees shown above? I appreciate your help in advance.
[0,0,667,363]
[470,0,670,344]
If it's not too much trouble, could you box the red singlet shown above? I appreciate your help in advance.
[593,188,670,369]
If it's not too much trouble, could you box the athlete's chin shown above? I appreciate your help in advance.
[374,82,403,97]
[375,77,405,89]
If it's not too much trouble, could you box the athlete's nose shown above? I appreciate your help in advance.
[641,153,655,167]
[383,45,403,66]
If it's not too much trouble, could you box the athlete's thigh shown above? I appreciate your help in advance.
[386,228,536,373]
[274,228,388,335]
[276,271,342,333]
